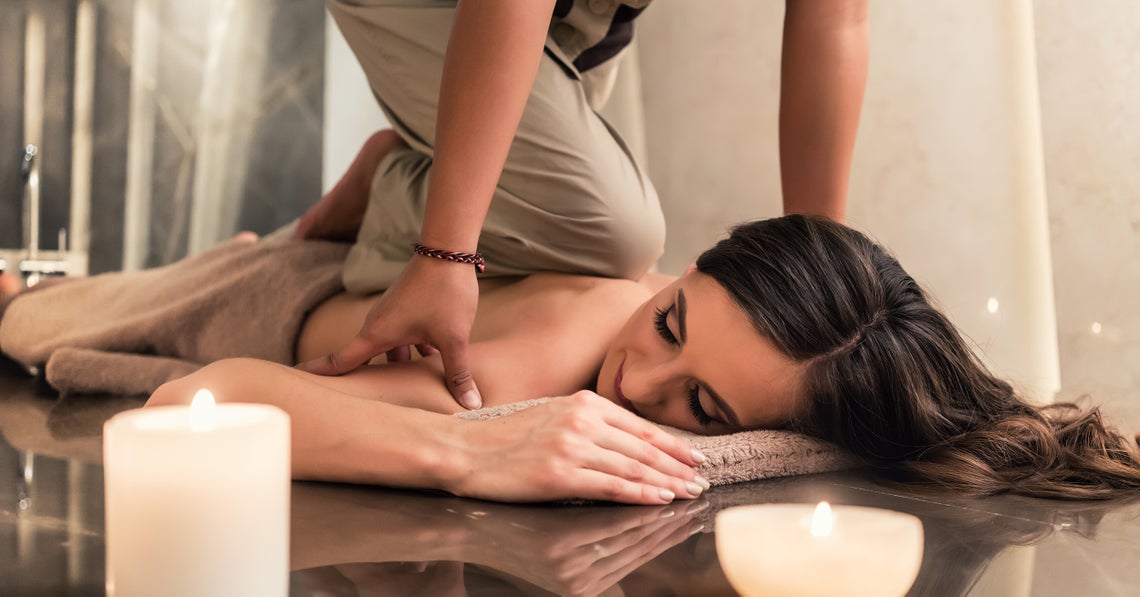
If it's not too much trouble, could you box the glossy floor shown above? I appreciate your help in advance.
[1,361,1138,596]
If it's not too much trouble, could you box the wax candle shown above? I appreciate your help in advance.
[104,390,291,597]
[716,502,924,597]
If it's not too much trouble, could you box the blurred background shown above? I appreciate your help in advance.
[0,0,323,275]
[1,1,1137,594]
[1,0,1136,454]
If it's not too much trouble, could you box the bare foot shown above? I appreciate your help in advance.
[232,231,260,244]
[0,272,19,300]
[294,130,407,243]
[0,273,24,322]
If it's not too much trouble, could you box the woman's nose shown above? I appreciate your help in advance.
[624,359,679,405]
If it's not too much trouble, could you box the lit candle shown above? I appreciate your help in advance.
[104,389,291,597]
[716,502,924,597]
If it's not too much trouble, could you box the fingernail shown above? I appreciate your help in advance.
[685,482,704,497]
[691,449,707,465]
[690,523,706,535]
[459,390,482,410]
[658,488,675,503]
[659,508,677,519]
[694,475,711,490]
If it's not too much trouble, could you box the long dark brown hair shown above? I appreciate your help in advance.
[696,215,1140,499]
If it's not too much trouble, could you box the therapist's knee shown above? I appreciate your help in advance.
[486,161,665,280]
[590,186,665,279]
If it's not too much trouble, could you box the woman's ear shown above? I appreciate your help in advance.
[684,264,697,275]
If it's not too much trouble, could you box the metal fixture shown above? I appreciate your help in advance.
[0,4,90,286]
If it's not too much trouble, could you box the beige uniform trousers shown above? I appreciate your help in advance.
[326,0,665,294]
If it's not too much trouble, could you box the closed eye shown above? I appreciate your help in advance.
[654,306,678,345]
[688,386,714,427]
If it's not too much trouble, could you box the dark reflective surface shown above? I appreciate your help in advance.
[2,360,1140,596]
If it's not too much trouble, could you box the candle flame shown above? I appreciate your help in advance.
[190,389,217,432]
[810,501,833,537]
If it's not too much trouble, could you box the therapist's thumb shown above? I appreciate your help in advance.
[440,342,481,410]
[296,335,376,376]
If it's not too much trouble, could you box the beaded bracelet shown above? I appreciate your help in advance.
[412,243,486,273]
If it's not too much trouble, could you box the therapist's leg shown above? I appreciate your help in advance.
[325,0,664,294]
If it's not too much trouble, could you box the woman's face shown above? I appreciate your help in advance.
[596,270,805,435]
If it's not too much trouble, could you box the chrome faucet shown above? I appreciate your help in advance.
[21,144,37,180]
[7,142,74,286]
[21,144,41,263]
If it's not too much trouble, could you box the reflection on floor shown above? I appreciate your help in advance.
[2,359,1138,596]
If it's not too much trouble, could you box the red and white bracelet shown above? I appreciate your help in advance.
[412,243,486,273]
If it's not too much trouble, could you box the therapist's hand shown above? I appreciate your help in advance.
[297,254,482,409]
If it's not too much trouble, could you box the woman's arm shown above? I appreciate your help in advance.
[779,0,869,222]
[147,358,706,504]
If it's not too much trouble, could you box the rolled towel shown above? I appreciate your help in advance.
[0,239,350,396]
[44,348,201,397]
[457,398,862,486]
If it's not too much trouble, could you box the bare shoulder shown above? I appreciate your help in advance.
[470,274,651,404]
[490,274,650,330]
[515,273,652,306]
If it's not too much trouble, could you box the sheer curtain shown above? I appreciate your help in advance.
[121,0,323,270]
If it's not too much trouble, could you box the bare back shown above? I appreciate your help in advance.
[294,274,653,413]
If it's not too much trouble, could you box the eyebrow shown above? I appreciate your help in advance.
[677,288,741,428]
[676,288,688,343]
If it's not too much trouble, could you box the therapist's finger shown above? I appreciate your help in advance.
[438,338,481,410]
[297,334,385,376]
[386,345,412,363]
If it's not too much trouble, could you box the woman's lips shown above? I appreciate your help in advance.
[615,362,638,415]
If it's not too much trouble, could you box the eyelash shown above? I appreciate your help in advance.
[653,306,678,345]
[688,388,714,427]
[654,306,714,427]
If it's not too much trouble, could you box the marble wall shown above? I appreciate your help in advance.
[636,0,1137,422]
[1033,1,1140,421]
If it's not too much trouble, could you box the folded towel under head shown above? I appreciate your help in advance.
[457,398,862,487]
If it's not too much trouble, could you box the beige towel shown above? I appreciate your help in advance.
[457,398,862,486]
[0,239,349,396]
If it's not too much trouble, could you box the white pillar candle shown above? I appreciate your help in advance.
[716,502,924,597]
[104,390,291,597]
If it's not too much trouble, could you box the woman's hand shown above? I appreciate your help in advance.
[445,392,709,504]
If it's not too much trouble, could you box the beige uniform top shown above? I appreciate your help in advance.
[548,0,653,108]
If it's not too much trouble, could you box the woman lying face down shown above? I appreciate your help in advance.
[148,216,1140,503]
